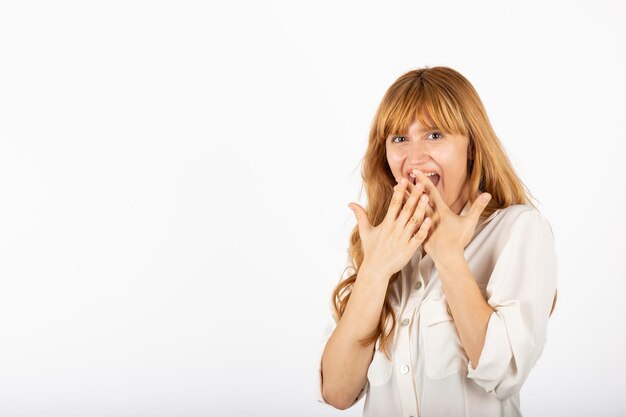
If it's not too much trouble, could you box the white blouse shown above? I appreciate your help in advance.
[315,203,558,417]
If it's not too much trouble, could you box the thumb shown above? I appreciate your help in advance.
[348,203,371,231]
[470,193,491,222]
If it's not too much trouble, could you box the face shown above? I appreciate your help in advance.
[385,119,471,215]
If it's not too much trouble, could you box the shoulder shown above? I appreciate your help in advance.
[491,204,554,241]
[496,203,538,219]
[492,204,550,225]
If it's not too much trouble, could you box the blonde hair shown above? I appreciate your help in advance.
[332,66,558,360]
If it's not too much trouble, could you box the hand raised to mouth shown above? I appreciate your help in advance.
[408,168,492,265]
[348,177,433,278]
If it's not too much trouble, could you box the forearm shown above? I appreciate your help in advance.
[434,252,494,368]
[321,263,390,408]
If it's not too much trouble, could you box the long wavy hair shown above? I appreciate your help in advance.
[331,66,558,360]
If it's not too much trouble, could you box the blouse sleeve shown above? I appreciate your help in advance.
[314,307,369,407]
[466,208,558,400]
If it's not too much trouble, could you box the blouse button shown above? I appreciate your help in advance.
[415,281,422,290]
[400,364,409,374]
[401,318,410,326]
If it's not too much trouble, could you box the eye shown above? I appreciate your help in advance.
[390,136,407,143]
[427,132,444,140]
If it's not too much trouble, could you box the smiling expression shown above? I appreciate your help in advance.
[385,119,471,215]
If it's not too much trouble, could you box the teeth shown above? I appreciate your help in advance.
[409,171,438,178]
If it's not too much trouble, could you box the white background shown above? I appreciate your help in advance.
[0,1,624,416]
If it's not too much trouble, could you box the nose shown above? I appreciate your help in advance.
[407,139,429,163]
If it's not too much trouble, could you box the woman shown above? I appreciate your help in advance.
[315,66,558,417]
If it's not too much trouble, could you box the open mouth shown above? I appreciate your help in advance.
[428,174,440,187]
[410,173,440,187]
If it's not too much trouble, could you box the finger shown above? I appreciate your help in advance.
[402,192,429,240]
[413,169,447,209]
[467,193,491,223]
[396,181,425,228]
[409,216,431,247]
[403,179,436,221]
[402,179,425,205]
[385,178,410,223]
[348,202,371,234]
[419,192,435,223]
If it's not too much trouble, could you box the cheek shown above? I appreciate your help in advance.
[386,152,403,177]
[433,148,466,183]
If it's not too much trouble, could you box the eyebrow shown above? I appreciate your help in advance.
[388,127,439,137]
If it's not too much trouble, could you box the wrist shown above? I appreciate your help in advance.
[359,260,393,283]
[432,248,465,270]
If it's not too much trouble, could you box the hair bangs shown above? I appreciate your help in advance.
[419,83,468,137]
[376,83,422,142]
[377,79,468,142]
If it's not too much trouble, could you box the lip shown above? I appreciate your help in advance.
[406,167,439,177]
[406,168,440,185]
[400,172,441,195]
